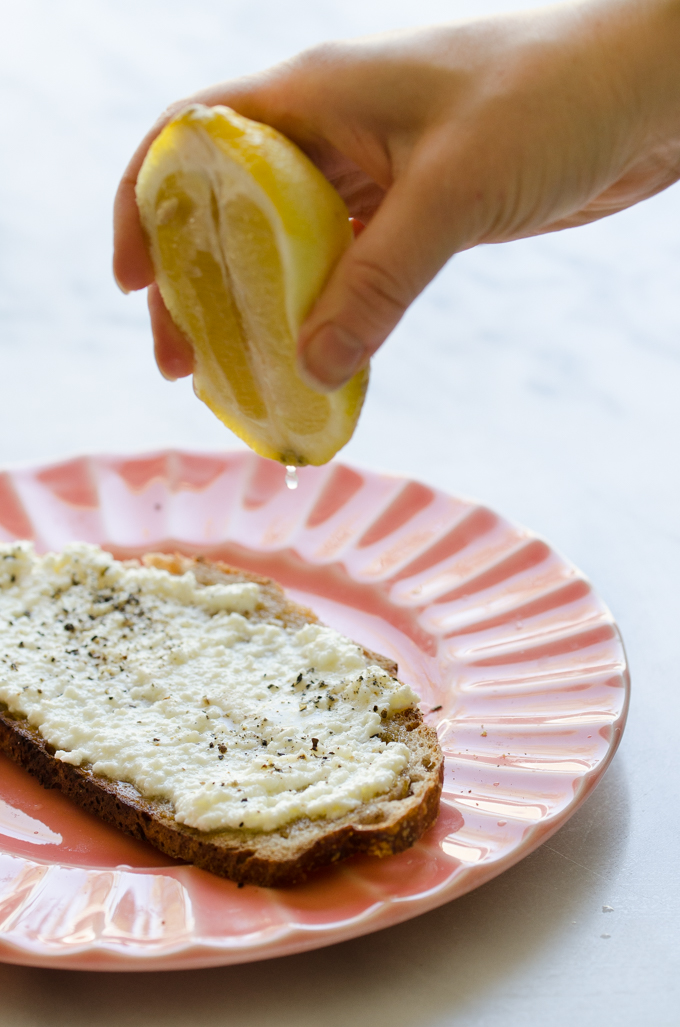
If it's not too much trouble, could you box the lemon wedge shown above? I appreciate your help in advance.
[136,104,368,466]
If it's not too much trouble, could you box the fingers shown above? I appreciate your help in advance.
[112,72,308,296]
[297,143,470,391]
[112,56,385,298]
[113,130,169,292]
[113,175,153,294]
[148,285,195,380]
[113,102,192,293]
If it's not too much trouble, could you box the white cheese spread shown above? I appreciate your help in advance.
[0,543,418,833]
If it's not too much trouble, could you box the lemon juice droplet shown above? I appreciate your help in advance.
[285,466,299,490]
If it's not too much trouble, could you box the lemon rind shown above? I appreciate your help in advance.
[137,104,367,466]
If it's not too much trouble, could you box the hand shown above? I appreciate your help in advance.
[113,0,680,390]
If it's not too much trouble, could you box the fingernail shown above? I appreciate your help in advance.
[113,270,130,295]
[300,324,366,392]
[155,347,194,382]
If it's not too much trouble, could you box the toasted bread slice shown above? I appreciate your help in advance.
[0,547,443,886]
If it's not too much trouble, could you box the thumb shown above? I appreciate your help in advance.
[297,157,466,392]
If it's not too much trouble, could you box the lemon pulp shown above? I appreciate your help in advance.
[136,104,368,466]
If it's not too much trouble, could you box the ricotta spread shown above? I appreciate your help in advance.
[0,543,418,832]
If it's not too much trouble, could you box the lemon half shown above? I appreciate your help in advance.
[136,104,368,466]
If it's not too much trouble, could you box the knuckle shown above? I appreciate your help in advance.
[346,258,409,321]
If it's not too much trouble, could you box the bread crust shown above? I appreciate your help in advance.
[0,555,443,887]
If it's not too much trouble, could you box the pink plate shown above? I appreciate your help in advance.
[0,450,629,971]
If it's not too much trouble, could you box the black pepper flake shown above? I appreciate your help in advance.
[311,738,319,751]
[209,742,214,749]
[64,624,75,632]
[218,754,224,760]
[10,663,17,671]
[240,797,248,802]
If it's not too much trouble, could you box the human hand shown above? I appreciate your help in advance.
[113,0,680,391]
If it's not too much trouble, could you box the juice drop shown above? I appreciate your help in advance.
[285,466,299,490]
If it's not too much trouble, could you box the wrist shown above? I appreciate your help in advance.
[594,0,680,147]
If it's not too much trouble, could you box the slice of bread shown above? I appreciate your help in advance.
[0,548,443,887]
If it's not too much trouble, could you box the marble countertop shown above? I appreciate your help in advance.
[0,1,678,1023]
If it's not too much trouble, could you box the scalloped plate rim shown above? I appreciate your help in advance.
[0,449,629,971]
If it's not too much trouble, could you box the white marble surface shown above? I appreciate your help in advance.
[0,0,678,1023]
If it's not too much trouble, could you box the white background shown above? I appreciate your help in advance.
[0,1,678,1023]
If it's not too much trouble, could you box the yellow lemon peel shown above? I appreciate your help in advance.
[136,104,368,466]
